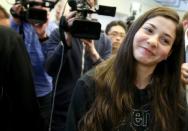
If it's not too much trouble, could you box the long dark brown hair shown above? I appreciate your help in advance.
[79,7,185,131]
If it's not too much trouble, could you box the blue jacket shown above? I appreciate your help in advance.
[11,18,53,97]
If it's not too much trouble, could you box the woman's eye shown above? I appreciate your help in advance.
[143,27,153,33]
[160,37,170,45]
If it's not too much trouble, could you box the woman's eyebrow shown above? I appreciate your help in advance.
[145,23,174,39]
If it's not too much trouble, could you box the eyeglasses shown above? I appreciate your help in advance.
[108,32,126,38]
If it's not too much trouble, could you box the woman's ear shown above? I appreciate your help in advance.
[182,20,188,30]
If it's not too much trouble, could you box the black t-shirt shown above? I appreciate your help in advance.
[115,86,152,131]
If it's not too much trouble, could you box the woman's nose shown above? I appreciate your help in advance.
[147,35,159,48]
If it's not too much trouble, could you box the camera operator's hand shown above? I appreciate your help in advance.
[87,0,96,9]
[65,10,77,27]
[81,39,101,63]
[64,10,77,47]
[11,4,24,24]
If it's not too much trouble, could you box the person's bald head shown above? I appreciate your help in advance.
[0,5,10,27]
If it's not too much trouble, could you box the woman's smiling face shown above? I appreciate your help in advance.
[133,16,176,67]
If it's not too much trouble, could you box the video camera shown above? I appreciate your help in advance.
[60,0,116,40]
[11,0,57,24]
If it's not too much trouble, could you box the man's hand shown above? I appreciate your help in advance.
[65,10,77,27]
[81,39,100,63]
[181,63,188,84]
[63,10,77,47]
[11,4,24,24]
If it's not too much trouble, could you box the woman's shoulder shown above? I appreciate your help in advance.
[68,69,96,116]
[78,69,96,91]
[76,68,96,101]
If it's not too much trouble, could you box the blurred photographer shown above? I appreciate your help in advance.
[45,0,112,130]
[10,0,55,130]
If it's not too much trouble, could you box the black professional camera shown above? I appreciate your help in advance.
[60,0,116,40]
[11,0,57,24]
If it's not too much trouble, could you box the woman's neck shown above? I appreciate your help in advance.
[135,64,155,90]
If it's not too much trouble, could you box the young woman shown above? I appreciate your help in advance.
[65,7,188,131]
